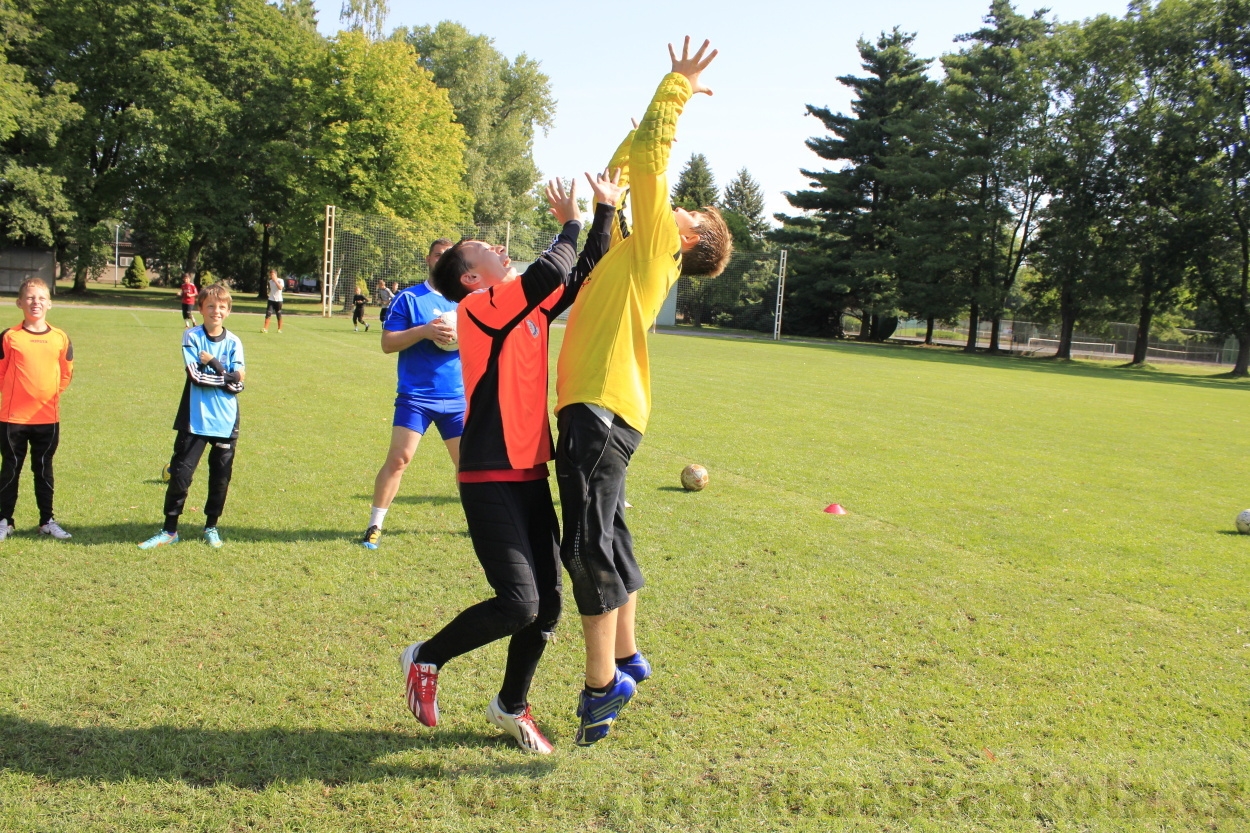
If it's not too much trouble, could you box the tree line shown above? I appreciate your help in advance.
[0,0,554,294]
[773,0,1250,375]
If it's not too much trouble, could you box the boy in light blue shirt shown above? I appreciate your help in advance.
[140,283,245,550]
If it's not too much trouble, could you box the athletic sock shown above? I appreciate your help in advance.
[615,652,641,666]
[206,514,219,528]
[584,683,610,698]
[369,506,387,529]
[163,516,179,534]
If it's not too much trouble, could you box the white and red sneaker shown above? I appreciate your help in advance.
[399,642,439,727]
[487,696,554,754]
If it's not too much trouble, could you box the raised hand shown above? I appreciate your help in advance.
[668,37,718,96]
[545,178,579,226]
[585,167,624,208]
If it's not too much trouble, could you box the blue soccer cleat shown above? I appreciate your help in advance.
[574,669,636,747]
[616,652,652,684]
[138,530,179,550]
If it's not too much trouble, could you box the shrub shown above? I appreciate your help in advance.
[121,255,148,288]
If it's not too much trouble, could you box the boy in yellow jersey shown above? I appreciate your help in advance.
[0,279,74,541]
[555,37,733,746]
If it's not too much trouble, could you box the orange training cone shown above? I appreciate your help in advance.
[824,504,847,515]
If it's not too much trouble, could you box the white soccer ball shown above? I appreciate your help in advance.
[681,464,708,492]
[1236,509,1250,534]
[434,309,458,351]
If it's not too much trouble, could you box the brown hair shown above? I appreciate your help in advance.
[197,282,232,309]
[429,238,453,257]
[430,240,473,302]
[681,205,733,278]
[17,278,50,298]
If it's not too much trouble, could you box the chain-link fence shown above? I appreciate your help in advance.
[891,318,1240,365]
[322,206,557,313]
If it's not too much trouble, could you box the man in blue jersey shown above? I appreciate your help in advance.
[361,238,461,550]
[139,283,245,550]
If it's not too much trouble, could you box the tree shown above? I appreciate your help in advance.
[672,153,718,210]
[1185,0,1250,375]
[1029,15,1136,359]
[779,28,936,340]
[121,253,146,287]
[722,167,768,244]
[402,22,554,226]
[0,0,78,248]
[940,0,1052,352]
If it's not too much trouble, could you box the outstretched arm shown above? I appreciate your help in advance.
[549,169,623,318]
[630,38,718,262]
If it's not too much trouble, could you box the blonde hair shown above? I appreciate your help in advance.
[17,278,50,298]
[197,282,232,309]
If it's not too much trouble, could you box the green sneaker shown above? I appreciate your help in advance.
[138,530,178,550]
[204,527,223,548]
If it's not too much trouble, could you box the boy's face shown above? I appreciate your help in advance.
[200,297,231,329]
[17,286,51,324]
[458,240,516,291]
[674,207,705,252]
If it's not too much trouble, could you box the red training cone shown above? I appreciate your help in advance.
[824,503,847,515]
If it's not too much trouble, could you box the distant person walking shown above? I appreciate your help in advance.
[262,269,283,333]
[180,274,198,328]
[377,280,395,326]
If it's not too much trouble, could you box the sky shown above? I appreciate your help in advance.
[315,0,1135,223]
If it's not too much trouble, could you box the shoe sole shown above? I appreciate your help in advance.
[362,541,378,550]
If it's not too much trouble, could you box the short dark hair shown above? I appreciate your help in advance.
[428,237,453,257]
[430,240,473,301]
[681,205,733,278]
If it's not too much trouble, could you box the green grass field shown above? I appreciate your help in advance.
[0,306,1247,832]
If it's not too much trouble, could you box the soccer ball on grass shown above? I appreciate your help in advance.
[680,464,708,492]
[1236,509,1250,534]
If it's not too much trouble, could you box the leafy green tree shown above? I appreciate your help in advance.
[402,22,554,226]
[1116,0,1209,365]
[779,28,936,340]
[0,0,78,248]
[121,253,146,288]
[722,167,768,243]
[672,153,718,210]
[1029,15,1136,359]
[1184,0,1250,375]
[940,0,1052,352]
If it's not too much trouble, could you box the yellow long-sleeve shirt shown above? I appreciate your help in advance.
[556,72,692,434]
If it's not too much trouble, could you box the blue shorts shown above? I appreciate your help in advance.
[393,395,465,439]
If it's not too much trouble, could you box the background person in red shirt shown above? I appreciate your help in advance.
[179,273,198,328]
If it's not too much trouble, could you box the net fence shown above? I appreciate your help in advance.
[671,250,784,333]
[323,207,558,312]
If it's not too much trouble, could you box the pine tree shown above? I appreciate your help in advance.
[122,254,147,288]
[777,28,936,340]
[722,168,768,242]
[672,153,718,210]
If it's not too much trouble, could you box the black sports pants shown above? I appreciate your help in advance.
[555,404,643,616]
[418,478,562,713]
[0,421,59,525]
[163,430,236,531]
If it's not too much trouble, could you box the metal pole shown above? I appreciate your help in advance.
[114,224,121,285]
[505,221,511,254]
[773,250,788,341]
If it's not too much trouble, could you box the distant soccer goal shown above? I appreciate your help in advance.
[1025,338,1117,357]
[320,206,554,315]
[671,250,787,336]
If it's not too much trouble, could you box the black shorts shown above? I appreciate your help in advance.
[181,303,194,318]
[266,300,283,315]
[555,404,644,615]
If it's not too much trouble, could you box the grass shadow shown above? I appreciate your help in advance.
[0,714,555,787]
[661,328,1248,392]
[369,494,461,507]
[59,523,360,546]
